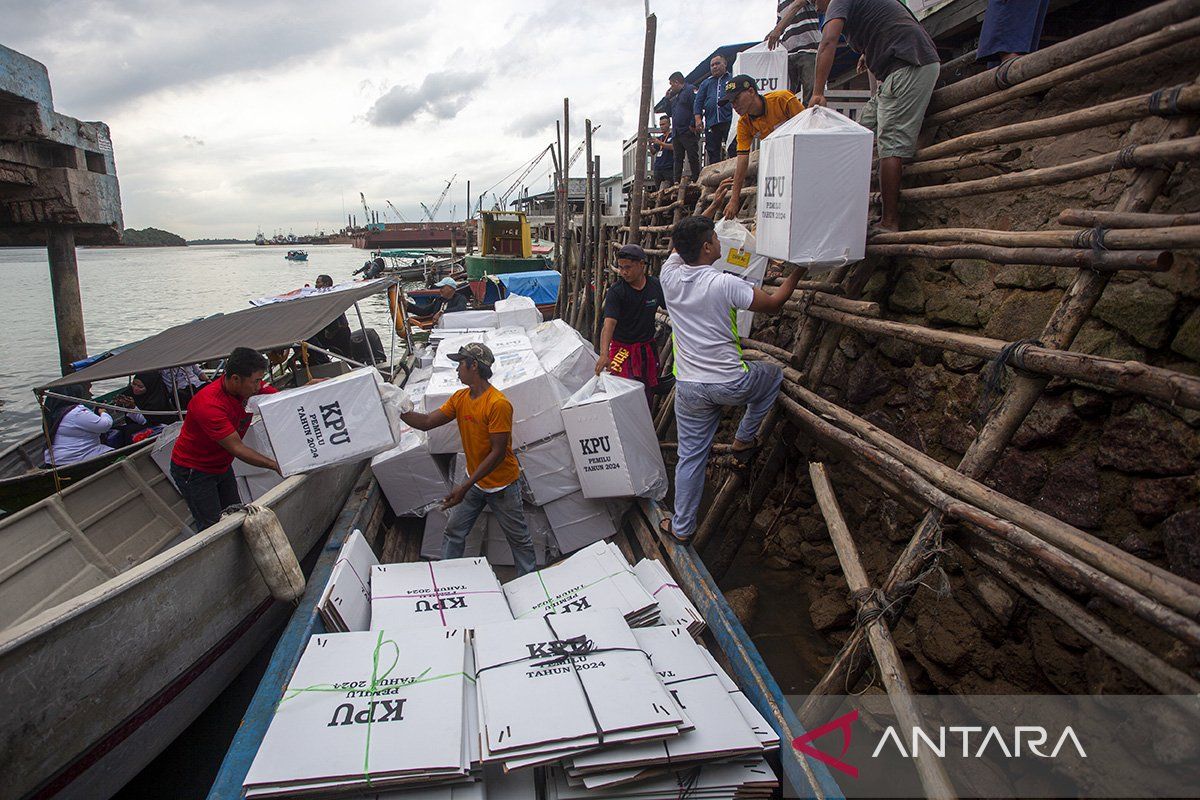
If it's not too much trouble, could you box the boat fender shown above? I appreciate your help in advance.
[240,504,305,602]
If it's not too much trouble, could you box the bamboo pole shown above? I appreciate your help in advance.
[786,292,881,316]
[903,137,1200,202]
[749,353,1200,620]
[781,307,1200,409]
[773,392,1200,648]
[809,462,959,800]
[904,147,1022,178]
[789,263,854,370]
[918,85,1200,162]
[627,13,656,246]
[766,277,843,293]
[925,12,1200,124]
[1058,208,1200,228]
[869,224,1200,250]
[868,242,1170,271]
[804,260,877,386]
[967,543,1200,696]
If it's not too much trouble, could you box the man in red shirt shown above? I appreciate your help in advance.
[170,347,281,531]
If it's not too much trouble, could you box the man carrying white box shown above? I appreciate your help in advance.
[399,342,537,575]
[659,216,804,543]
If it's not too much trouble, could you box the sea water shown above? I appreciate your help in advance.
[0,244,405,447]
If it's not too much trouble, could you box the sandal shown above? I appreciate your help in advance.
[729,438,761,464]
[659,516,692,545]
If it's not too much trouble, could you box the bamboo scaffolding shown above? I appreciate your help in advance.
[869,224,1200,250]
[925,14,1200,126]
[917,85,1200,162]
[1058,208,1200,228]
[745,353,1200,623]
[803,260,878,386]
[627,14,656,246]
[774,391,1200,666]
[785,292,881,317]
[781,306,1200,408]
[809,462,959,800]
[902,136,1200,202]
[765,277,844,294]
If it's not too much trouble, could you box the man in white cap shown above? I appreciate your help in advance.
[409,277,469,325]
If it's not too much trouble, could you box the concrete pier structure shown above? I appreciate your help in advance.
[0,44,122,373]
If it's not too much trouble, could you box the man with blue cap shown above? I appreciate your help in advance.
[409,276,469,325]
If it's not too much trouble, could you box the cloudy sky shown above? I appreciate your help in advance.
[5,0,776,239]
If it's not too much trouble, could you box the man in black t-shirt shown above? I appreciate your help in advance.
[596,244,667,402]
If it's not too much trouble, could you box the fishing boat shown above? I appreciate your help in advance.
[0,280,410,800]
[284,250,308,261]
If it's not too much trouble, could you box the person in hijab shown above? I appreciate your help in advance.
[42,384,121,465]
[123,372,176,418]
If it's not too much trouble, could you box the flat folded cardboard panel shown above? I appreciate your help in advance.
[756,106,873,270]
[251,367,396,476]
[515,434,580,505]
[371,430,451,516]
[151,421,183,487]
[370,558,512,632]
[561,375,667,500]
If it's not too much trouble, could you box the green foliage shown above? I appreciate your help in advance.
[121,227,187,247]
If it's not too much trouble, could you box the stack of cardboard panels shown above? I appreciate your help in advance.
[317,529,376,632]
[242,628,476,796]
[632,559,705,637]
[501,542,658,626]
[370,558,514,632]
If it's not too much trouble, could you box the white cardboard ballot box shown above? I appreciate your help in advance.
[432,330,492,372]
[542,490,618,554]
[491,351,567,450]
[515,433,580,506]
[484,504,552,568]
[494,294,542,331]
[370,429,451,516]
[560,374,668,500]
[233,417,277,477]
[250,367,395,476]
[422,370,466,454]
[530,319,598,396]
[756,105,873,270]
[714,218,768,336]
[437,309,498,329]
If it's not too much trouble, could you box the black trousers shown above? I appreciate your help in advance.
[672,130,701,183]
[704,121,730,166]
[170,462,240,531]
[652,166,673,187]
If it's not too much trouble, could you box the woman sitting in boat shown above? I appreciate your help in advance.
[106,372,176,446]
[41,384,145,466]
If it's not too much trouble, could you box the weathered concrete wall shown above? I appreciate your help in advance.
[737,40,1199,693]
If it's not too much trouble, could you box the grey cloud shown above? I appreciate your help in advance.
[505,108,559,137]
[366,70,487,127]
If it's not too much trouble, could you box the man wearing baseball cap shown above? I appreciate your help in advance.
[596,243,667,403]
[399,342,536,574]
[720,74,805,220]
[408,276,468,325]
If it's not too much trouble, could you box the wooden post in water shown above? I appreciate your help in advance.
[47,227,87,373]
[593,154,604,346]
[562,97,570,267]
[627,13,656,248]
[582,119,594,332]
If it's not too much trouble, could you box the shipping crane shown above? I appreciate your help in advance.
[498,144,553,209]
[385,199,409,223]
[359,192,384,231]
[423,174,456,221]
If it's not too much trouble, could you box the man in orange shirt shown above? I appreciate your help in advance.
[720,74,805,220]
[399,342,536,574]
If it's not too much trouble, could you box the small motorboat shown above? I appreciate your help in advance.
[284,250,308,262]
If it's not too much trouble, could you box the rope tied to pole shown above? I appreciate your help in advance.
[992,56,1019,90]
[1116,144,1141,170]
[1148,84,1186,117]
[1070,225,1110,251]
[973,337,1045,425]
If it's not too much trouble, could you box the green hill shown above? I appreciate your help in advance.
[121,227,187,247]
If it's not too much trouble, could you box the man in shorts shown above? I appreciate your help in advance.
[809,0,941,232]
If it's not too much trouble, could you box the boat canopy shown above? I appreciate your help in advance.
[40,279,394,389]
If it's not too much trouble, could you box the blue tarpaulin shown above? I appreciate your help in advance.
[498,270,560,305]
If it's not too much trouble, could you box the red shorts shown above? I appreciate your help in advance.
[606,339,660,391]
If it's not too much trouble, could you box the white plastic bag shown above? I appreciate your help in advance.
[756,105,873,270]
[713,218,768,335]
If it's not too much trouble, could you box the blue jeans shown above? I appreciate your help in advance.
[443,482,537,576]
[169,462,240,532]
[672,362,783,539]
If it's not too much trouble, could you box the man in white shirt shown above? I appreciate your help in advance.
[659,216,804,542]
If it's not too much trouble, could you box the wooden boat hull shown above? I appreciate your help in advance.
[0,449,363,800]
[0,435,155,518]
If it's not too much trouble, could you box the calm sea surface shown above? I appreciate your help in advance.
[0,244,400,448]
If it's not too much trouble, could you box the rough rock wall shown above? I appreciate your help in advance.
[738,39,1199,694]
